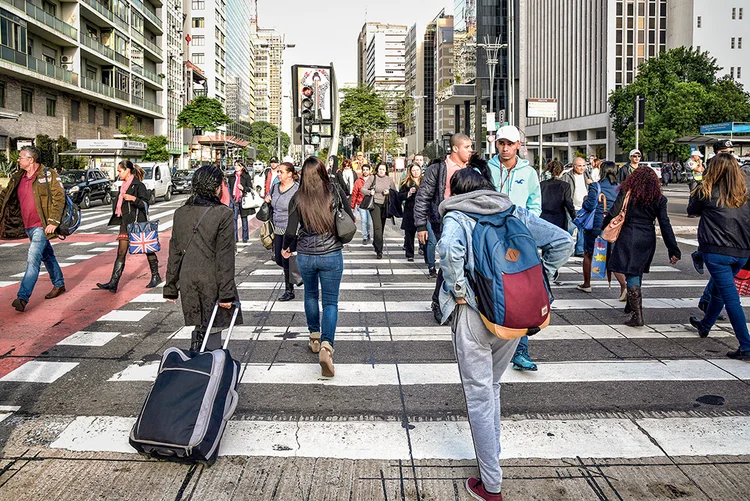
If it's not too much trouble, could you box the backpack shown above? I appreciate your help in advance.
[44,169,81,239]
[466,207,551,339]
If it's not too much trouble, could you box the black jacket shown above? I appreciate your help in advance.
[540,178,575,230]
[687,186,750,258]
[413,159,448,231]
[227,170,255,217]
[335,168,358,196]
[617,164,637,184]
[283,184,354,255]
[108,178,148,226]
[398,180,419,231]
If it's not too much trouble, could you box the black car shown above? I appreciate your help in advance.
[172,169,196,194]
[59,168,111,209]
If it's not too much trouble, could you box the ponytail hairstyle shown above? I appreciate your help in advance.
[120,160,145,181]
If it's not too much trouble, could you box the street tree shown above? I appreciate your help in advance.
[117,115,170,162]
[340,86,389,148]
[609,47,750,157]
[176,96,232,132]
[248,121,290,162]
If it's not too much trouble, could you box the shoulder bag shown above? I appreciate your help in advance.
[256,184,274,222]
[241,186,263,210]
[359,177,375,211]
[333,188,356,243]
[43,168,81,239]
[572,183,600,231]
[601,191,630,243]
[128,204,161,254]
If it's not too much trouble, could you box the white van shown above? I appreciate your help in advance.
[136,162,173,204]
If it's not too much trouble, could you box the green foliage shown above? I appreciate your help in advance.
[609,47,750,157]
[396,94,416,132]
[35,134,57,167]
[117,115,138,139]
[340,86,389,143]
[248,121,290,162]
[422,141,444,160]
[56,135,87,170]
[0,152,17,177]
[142,136,170,162]
[177,96,232,131]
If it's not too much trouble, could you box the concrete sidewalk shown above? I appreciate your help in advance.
[1,416,748,500]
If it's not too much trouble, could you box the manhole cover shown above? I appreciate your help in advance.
[696,395,725,406]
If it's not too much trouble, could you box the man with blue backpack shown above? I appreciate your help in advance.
[437,167,557,501]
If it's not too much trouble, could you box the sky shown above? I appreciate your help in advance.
[257,0,454,132]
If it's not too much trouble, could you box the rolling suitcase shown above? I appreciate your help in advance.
[129,302,241,465]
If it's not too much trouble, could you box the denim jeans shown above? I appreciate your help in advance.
[233,201,248,242]
[514,207,575,282]
[567,215,585,255]
[358,207,372,241]
[296,250,344,346]
[700,277,714,305]
[699,253,750,351]
[425,221,438,268]
[18,226,65,302]
[626,274,642,287]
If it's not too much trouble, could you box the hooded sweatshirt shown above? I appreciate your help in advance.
[487,155,542,216]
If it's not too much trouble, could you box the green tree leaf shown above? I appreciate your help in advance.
[340,86,389,145]
[176,96,232,131]
[142,136,171,162]
[247,121,290,162]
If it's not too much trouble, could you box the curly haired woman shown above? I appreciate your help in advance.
[603,166,681,326]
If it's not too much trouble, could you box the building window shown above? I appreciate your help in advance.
[191,17,204,28]
[46,97,56,117]
[71,100,79,121]
[88,104,96,124]
[739,38,743,49]
[738,67,743,78]
[740,8,744,19]
[730,67,735,78]
[0,135,7,150]
[137,117,142,132]
[697,16,701,28]
[115,113,121,129]
[103,108,110,127]
[192,53,204,64]
[733,7,736,19]
[21,88,33,112]
[0,81,5,108]
[731,38,736,49]
[191,0,204,9]
[192,35,204,46]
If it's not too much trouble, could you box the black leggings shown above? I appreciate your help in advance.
[371,203,388,253]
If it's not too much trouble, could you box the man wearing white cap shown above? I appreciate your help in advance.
[487,125,542,216]
[617,149,642,183]
[686,149,704,192]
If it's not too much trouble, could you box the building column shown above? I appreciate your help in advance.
[464,100,471,136]
[454,104,461,133]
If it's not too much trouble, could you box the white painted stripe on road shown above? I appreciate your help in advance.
[0,243,24,247]
[676,237,699,247]
[263,259,437,266]
[49,415,750,459]
[65,254,97,261]
[130,293,167,303]
[88,247,115,252]
[250,268,430,276]
[0,405,21,412]
[238,282,436,290]
[70,242,96,246]
[57,331,121,347]
[97,310,151,322]
[0,361,79,383]
[108,359,750,384]
[0,281,19,288]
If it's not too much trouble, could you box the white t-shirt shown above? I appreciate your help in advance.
[573,173,587,210]
[343,169,354,195]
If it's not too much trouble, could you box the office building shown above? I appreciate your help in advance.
[404,22,425,155]
[252,27,282,128]
[365,24,408,125]
[165,0,184,160]
[183,0,227,105]
[224,0,254,141]
[357,22,405,87]
[433,15,454,140]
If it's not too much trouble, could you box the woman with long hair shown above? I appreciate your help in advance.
[577,161,627,298]
[164,165,242,350]
[399,163,422,261]
[282,156,354,377]
[603,166,680,326]
[363,163,397,259]
[227,161,253,243]
[266,162,299,301]
[96,160,161,293]
[688,154,750,359]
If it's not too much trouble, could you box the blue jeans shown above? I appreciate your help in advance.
[626,274,642,287]
[700,277,714,305]
[233,201,248,242]
[699,253,750,351]
[567,215,584,255]
[18,227,65,302]
[297,250,344,346]
[358,207,372,241]
[514,207,575,282]
[425,220,438,268]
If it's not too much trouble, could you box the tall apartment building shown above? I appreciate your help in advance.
[0,0,166,157]
[404,22,424,155]
[165,0,184,159]
[183,0,227,106]
[357,22,404,87]
[224,0,254,141]
[252,27,282,128]
[433,15,454,140]
[520,0,669,164]
[365,24,407,124]
[668,1,748,88]
[422,20,436,148]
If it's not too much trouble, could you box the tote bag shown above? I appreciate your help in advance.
[128,208,160,254]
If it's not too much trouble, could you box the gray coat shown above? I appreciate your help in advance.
[163,198,243,329]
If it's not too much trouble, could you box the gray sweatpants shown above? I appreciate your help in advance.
[452,305,519,494]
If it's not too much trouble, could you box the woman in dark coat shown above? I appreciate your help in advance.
[226,161,254,243]
[603,166,681,327]
[164,165,243,351]
[398,163,422,261]
[540,160,575,230]
[96,160,161,293]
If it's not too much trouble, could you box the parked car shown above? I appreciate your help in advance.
[172,169,195,194]
[136,162,173,204]
[639,161,662,179]
[59,168,111,209]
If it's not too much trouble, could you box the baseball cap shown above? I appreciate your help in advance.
[713,139,734,153]
[496,125,521,143]
[269,157,279,163]
[690,150,703,158]
[629,149,641,157]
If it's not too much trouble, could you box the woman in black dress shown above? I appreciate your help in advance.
[399,163,422,261]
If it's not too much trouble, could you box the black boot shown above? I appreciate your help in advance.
[146,255,162,288]
[624,286,644,327]
[97,260,125,293]
[278,269,295,301]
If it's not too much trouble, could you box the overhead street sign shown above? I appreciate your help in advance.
[527,98,558,119]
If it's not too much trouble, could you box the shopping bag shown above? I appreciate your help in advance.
[289,253,303,286]
[128,220,161,254]
[591,236,607,279]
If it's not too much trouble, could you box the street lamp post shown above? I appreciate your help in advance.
[476,36,507,156]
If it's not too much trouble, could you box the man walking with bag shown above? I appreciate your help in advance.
[0,146,66,312]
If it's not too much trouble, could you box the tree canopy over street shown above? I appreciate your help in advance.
[609,47,750,157]
[340,86,390,150]
[176,96,232,132]
[247,121,290,162]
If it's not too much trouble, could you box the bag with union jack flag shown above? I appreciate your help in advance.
[128,208,161,254]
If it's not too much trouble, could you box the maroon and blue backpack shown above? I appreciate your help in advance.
[466,207,551,339]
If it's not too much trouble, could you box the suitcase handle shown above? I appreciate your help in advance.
[200,301,241,352]
[224,388,239,420]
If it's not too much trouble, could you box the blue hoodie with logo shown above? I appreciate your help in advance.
[487,155,542,216]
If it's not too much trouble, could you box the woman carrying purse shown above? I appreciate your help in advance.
[227,161,254,243]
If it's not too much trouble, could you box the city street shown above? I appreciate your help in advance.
[0,188,749,500]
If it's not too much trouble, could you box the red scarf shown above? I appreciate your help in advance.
[233,172,242,201]
[115,174,134,217]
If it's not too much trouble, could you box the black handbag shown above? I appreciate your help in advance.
[359,177,375,210]
[333,189,356,243]
[257,201,272,222]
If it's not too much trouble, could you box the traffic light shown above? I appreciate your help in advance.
[635,94,646,127]
[300,85,314,120]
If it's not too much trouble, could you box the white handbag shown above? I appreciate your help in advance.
[241,189,263,209]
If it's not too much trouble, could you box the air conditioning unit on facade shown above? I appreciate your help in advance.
[61,55,73,63]
[61,63,73,71]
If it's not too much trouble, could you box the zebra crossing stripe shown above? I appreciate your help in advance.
[237,280,709,290]
[48,415,750,459]
[106,359,750,384]
[57,331,121,347]
[0,361,79,383]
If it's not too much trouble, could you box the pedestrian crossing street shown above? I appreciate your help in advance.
[1,223,749,464]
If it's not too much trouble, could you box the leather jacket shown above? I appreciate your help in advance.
[283,184,353,255]
[413,159,448,231]
[688,186,750,258]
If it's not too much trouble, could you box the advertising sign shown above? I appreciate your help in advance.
[293,65,333,121]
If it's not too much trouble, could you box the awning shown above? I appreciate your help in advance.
[59,148,145,156]
[674,135,750,145]
[195,135,250,148]
[0,111,20,120]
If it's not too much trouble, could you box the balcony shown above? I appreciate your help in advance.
[131,0,162,31]
[0,45,77,85]
[131,30,162,60]
[79,0,127,30]
[0,0,79,40]
[79,32,129,66]
[132,96,162,114]
[132,65,163,86]
[80,75,116,99]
